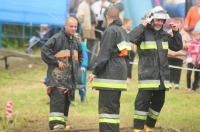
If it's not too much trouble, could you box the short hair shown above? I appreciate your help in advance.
[65,17,77,24]
[192,30,200,36]
[173,17,182,24]
[106,6,119,20]
[123,18,132,25]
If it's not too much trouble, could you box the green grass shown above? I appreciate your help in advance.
[0,64,200,132]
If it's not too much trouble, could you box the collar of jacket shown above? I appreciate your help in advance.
[62,28,74,41]
[109,18,122,27]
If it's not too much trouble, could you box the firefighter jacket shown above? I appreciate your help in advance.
[129,24,183,90]
[92,18,131,91]
[41,29,83,90]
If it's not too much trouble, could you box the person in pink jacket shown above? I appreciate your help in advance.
[186,23,200,91]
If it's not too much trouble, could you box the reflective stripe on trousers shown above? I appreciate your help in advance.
[99,90,121,132]
[138,80,170,89]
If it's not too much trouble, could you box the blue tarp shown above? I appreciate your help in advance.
[122,0,153,28]
[0,0,69,26]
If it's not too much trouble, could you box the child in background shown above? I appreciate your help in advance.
[167,17,191,89]
[186,21,200,92]
[71,33,88,104]
[122,18,136,84]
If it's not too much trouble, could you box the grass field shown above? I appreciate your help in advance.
[0,59,200,132]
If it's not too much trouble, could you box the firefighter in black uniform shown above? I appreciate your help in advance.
[129,6,183,132]
[88,7,131,132]
[41,17,83,130]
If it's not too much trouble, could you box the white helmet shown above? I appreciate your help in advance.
[149,6,170,21]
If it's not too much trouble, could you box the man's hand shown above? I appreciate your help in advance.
[58,61,66,70]
[88,73,96,83]
[142,19,151,27]
[169,22,179,31]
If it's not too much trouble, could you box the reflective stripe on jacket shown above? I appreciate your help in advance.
[93,78,127,91]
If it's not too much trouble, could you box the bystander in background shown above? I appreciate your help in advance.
[184,0,200,34]
[91,0,111,40]
[76,0,96,39]
[186,21,200,92]
[167,17,191,89]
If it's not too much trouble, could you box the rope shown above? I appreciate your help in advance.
[129,61,200,72]
[4,77,41,82]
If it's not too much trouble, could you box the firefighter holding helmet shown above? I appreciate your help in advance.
[129,6,183,132]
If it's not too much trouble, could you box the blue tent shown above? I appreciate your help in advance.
[0,0,69,26]
[122,0,153,28]
[0,0,69,47]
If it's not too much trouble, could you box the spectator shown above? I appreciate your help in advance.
[91,0,111,40]
[76,0,96,39]
[122,18,135,84]
[72,33,89,104]
[186,21,200,92]
[167,17,191,89]
[184,0,200,34]
[69,0,82,15]
[41,17,83,130]
[26,24,49,54]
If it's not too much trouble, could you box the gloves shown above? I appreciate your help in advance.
[119,49,128,57]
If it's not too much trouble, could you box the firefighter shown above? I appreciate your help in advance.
[88,7,131,132]
[41,17,83,130]
[129,6,183,132]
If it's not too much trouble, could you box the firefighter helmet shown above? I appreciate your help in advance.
[149,6,170,21]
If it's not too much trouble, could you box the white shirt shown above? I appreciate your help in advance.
[91,0,111,21]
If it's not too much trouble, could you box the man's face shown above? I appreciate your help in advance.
[152,19,165,31]
[64,19,77,36]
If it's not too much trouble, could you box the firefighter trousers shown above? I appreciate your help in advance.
[49,87,71,129]
[99,90,121,132]
[133,90,165,129]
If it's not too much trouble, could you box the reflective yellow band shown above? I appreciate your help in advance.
[140,41,157,49]
[93,82,127,89]
[93,78,127,89]
[162,42,169,49]
[134,115,147,120]
[49,116,65,122]
[148,112,158,120]
[164,84,169,89]
[138,80,170,89]
[140,44,157,49]
[117,41,132,51]
[138,83,160,88]
[99,118,120,124]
